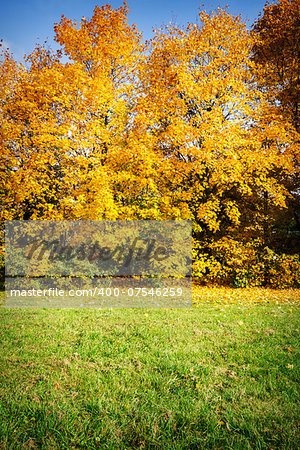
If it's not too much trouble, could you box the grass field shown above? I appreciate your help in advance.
[0,288,299,449]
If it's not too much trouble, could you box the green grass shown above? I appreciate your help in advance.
[0,291,299,449]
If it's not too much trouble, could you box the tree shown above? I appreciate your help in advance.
[0,2,148,221]
[252,0,300,254]
[137,9,291,231]
[252,0,299,132]
[1,3,298,286]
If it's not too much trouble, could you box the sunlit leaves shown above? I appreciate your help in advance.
[0,2,298,287]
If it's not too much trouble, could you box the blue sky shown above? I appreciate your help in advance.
[1,0,267,61]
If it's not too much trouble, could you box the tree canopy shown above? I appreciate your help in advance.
[1,0,299,287]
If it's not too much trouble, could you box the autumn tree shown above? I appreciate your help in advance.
[135,8,294,283]
[252,0,300,255]
[252,0,299,131]
[1,2,299,286]
[0,2,152,221]
[53,1,160,220]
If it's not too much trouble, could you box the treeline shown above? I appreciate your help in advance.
[0,0,299,287]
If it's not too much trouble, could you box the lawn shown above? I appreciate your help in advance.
[0,288,299,449]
